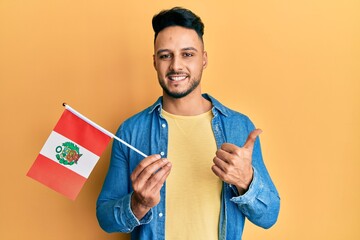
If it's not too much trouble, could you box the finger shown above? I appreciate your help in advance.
[131,154,161,181]
[132,159,170,191]
[220,143,244,160]
[150,162,172,192]
[215,148,234,163]
[131,154,161,180]
[213,156,229,172]
[243,129,262,149]
[211,165,227,182]
[219,143,238,154]
[137,158,169,183]
[131,162,171,210]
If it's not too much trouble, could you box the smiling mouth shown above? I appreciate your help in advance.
[168,75,188,81]
[167,71,189,81]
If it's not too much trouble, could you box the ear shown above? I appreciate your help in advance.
[153,54,157,70]
[202,51,208,69]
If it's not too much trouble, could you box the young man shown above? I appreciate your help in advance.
[97,7,280,240]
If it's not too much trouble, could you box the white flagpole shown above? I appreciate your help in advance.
[63,103,148,158]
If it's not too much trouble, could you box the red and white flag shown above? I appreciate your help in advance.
[27,104,147,200]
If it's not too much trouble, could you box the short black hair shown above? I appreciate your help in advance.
[152,7,204,42]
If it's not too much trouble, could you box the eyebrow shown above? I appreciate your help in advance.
[156,47,199,55]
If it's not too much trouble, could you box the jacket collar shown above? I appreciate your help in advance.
[148,93,230,117]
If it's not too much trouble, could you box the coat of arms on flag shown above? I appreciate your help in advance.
[56,142,83,165]
[27,103,147,200]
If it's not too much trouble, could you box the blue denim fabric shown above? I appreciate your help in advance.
[96,94,280,240]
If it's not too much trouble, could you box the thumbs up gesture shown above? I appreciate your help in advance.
[212,129,262,195]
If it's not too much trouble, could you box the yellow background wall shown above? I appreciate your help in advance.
[1,0,359,239]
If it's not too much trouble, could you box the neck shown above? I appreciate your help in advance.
[162,92,212,116]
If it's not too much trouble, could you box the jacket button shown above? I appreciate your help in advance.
[160,152,165,156]
[159,212,163,217]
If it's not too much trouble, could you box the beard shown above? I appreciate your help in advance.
[158,73,202,99]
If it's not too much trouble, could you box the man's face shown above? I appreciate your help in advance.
[153,26,208,99]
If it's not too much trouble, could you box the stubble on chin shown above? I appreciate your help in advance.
[159,76,201,99]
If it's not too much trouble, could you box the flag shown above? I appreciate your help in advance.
[27,108,112,200]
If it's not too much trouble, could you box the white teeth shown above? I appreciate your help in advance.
[169,76,187,81]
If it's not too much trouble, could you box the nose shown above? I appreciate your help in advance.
[169,55,183,71]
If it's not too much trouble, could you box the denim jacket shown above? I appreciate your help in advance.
[96,94,280,240]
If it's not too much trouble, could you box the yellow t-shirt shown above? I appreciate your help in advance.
[162,110,222,240]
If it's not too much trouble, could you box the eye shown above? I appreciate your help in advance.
[159,54,172,59]
[183,52,194,57]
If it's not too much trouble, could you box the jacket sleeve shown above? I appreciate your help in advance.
[230,121,280,229]
[96,129,153,233]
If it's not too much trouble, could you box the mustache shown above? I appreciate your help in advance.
[166,71,188,77]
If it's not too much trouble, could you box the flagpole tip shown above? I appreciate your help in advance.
[62,102,67,107]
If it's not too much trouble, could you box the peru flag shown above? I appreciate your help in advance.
[27,108,112,200]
